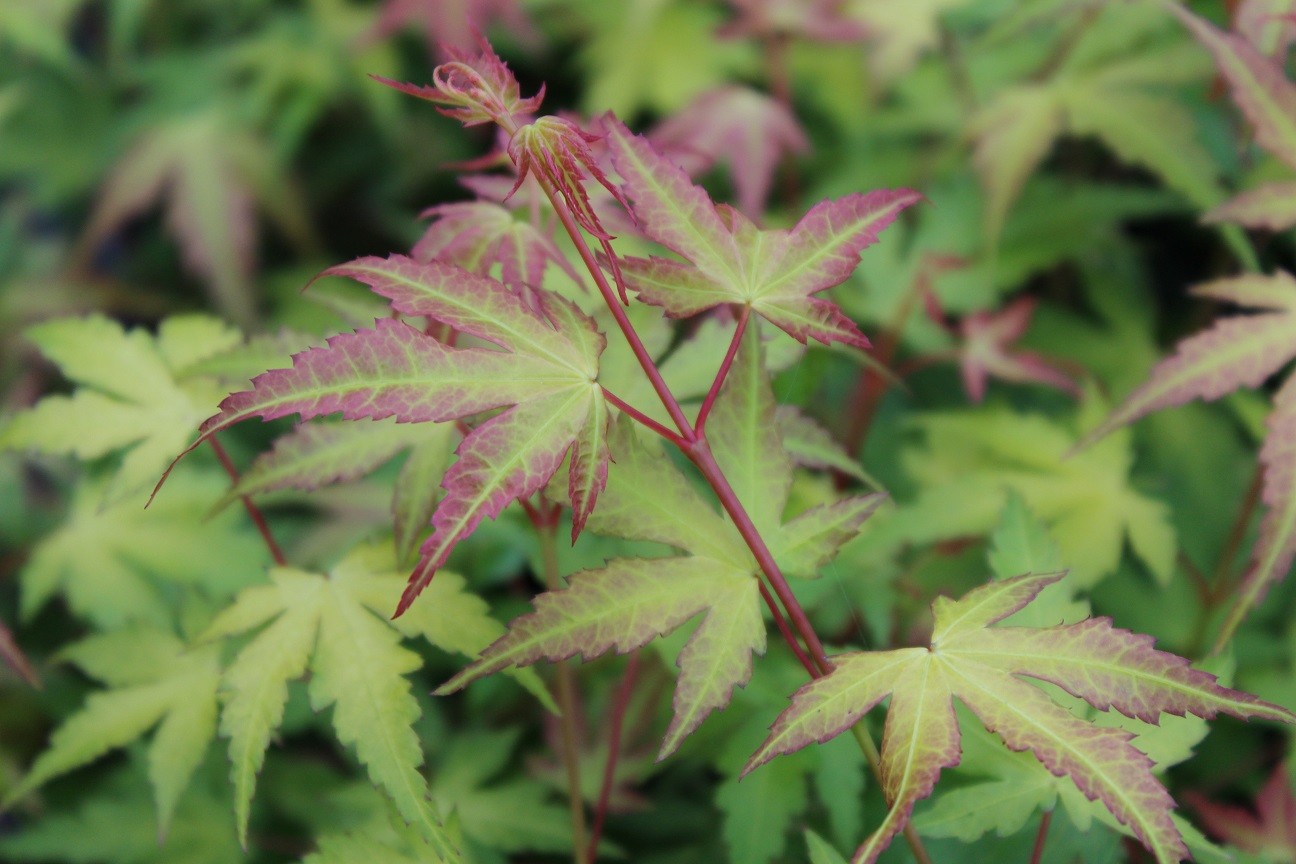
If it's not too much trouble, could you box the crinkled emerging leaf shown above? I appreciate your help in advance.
[1,314,239,504]
[2,628,220,838]
[650,85,809,218]
[1081,272,1296,642]
[203,546,524,856]
[606,117,919,348]
[183,254,608,615]
[746,573,1294,864]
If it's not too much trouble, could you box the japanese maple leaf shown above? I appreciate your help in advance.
[1169,4,1296,232]
[745,572,1294,864]
[76,109,312,326]
[438,331,883,757]
[969,4,1230,246]
[1189,762,1296,860]
[0,314,240,505]
[925,295,1079,403]
[1,627,221,839]
[650,86,809,219]
[605,117,919,349]
[202,544,545,852]
[437,416,764,760]
[175,254,609,615]
[1081,271,1296,645]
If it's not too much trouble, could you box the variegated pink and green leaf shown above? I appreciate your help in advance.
[1081,271,1296,644]
[745,573,1295,864]
[171,256,609,616]
[1167,2,1296,172]
[1168,4,1296,232]
[604,117,919,349]
[438,332,887,758]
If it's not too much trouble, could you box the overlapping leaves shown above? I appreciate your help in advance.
[746,571,1294,864]
[1083,271,1296,647]
[439,331,882,757]
[180,254,609,614]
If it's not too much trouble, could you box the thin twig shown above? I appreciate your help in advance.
[601,388,687,447]
[587,651,640,862]
[694,306,749,434]
[208,436,287,566]
[1029,810,1053,864]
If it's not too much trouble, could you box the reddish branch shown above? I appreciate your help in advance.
[208,436,287,567]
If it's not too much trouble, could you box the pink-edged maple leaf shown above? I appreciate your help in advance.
[365,0,538,62]
[437,417,763,760]
[412,200,580,295]
[438,331,884,758]
[171,254,608,615]
[605,117,919,349]
[1170,3,1296,231]
[926,295,1079,403]
[1189,762,1296,860]
[1081,271,1296,646]
[650,86,810,219]
[746,573,1295,864]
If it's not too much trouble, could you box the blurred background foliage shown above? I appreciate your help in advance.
[0,1,1294,863]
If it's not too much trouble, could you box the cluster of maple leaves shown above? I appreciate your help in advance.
[2,2,1296,864]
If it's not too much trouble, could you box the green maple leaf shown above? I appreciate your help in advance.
[0,314,240,505]
[0,762,242,864]
[79,108,313,325]
[18,469,266,630]
[431,730,604,858]
[887,395,1176,587]
[2,627,221,837]
[440,330,881,758]
[570,0,758,117]
[745,572,1294,864]
[969,1,1242,253]
[203,543,546,855]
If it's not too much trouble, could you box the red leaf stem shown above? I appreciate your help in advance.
[694,305,750,434]
[587,651,640,863]
[208,436,287,567]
